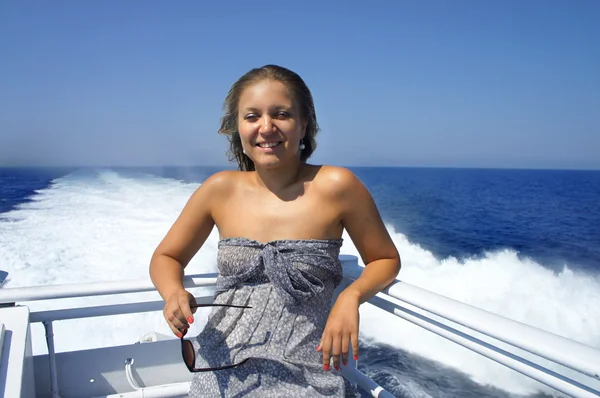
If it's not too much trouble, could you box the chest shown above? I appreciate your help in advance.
[214,187,341,240]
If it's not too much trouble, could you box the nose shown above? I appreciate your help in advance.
[258,115,275,134]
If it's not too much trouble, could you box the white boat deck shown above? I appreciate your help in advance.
[1,255,599,397]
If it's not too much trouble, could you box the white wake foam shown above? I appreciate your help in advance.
[342,231,600,395]
[1,169,598,396]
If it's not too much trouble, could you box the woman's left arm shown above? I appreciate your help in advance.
[317,168,401,371]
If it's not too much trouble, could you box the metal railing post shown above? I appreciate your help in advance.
[42,320,60,398]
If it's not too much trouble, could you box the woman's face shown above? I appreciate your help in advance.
[237,79,307,170]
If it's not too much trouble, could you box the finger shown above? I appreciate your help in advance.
[321,334,332,371]
[165,307,188,335]
[179,294,194,325]
[351,331,359,361]
[168,316,188,337]
[331,332,341,371]
[167,320,185,338]
[341,333,350,366]
[169,304,189,329]
[189,295,198,316]
[168,323,180,337]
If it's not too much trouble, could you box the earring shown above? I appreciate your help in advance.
[242,148,247,155]
[299,140,306,150]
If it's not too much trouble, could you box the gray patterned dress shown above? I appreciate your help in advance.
[187,237,361,397]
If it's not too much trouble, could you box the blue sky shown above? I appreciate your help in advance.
[1,1,598,169]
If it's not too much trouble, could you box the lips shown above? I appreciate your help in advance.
[256,141,282,148]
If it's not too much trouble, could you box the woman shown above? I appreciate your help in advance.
[149,65,401,397]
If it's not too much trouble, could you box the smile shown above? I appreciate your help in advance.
[256,142,282,148]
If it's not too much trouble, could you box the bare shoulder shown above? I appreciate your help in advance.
[312,165,398,266]
[312,165,368,199]
[313,165,359,186]
[192,170,243,196]
[201,169,243,188]
[152,170,246,266]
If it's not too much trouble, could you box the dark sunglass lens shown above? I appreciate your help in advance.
[182,340,196,368]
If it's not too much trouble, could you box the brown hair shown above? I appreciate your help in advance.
[218,65,319,171]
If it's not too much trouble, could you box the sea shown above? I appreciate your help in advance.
[1,166,599,398]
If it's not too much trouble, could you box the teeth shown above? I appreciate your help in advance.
[258,142,279,148]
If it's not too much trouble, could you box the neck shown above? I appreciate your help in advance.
[254,159,305,193]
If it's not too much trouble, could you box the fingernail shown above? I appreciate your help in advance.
[343,360,347,366]
[187,316,194,324]
[353,355,359,360]
[176,333,182,338]
[323,364,329,371]
[315,345,321,351]
[334,365,340,371]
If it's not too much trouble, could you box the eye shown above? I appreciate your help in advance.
[275,111,290,119]
[244,113,259,122]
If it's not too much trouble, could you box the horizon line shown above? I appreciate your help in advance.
[1,163,599,172]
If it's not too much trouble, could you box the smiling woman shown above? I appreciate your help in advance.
[237,79,306,170]
[218,65,319,172]
[149,64,401,397]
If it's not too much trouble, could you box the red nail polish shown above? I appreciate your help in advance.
[176,333,182,338]
[353,355,358,360]
[334,365,340,371]
[343,360,347,366]
[324,364,329,371]
[187,316,194,324]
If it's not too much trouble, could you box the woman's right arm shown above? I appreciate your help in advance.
[149,171,231,337]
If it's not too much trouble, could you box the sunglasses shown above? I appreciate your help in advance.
[180,303,252,372]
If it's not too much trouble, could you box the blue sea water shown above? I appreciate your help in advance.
[1,165,599,397]
[352,167,600,273]
[4,166,598,271]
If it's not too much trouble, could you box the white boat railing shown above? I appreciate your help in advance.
[1,254,599,398]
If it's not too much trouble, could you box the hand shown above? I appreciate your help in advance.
[163,289,197,338]
[317,291,360,371]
